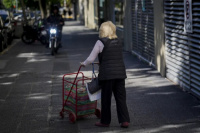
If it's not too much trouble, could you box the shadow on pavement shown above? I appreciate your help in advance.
[0,21,199,133]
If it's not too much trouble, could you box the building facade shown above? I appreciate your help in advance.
[164,0,200,98]
[76,0,200,98]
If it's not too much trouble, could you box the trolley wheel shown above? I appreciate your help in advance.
[60,111,64,119]
[95,108,101,119]
[69,112,76,123]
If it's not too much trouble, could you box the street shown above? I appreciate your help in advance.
[0,21,200,133]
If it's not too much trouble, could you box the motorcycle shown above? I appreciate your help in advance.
[48,24,60,55]
[21,19,47,45]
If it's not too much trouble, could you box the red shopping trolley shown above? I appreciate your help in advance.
[59,63,101,123]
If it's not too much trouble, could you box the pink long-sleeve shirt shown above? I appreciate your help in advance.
[83,40,104,66]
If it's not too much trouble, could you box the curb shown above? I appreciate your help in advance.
[0,39,20,55]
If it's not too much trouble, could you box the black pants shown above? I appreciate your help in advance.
[100,79,130,124]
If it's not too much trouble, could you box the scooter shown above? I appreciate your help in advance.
[21,20,47,45]
[48,24,60,55]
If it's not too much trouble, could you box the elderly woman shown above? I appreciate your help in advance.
[81,21,130,128]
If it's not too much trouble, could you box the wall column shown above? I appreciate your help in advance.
[154,0,166,77]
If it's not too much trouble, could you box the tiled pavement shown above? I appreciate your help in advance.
[0,21,199,133]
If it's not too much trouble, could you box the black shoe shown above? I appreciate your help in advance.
[121,122,129,128]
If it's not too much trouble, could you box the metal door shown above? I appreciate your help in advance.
[131,0,155,66]
[164,0,200,97]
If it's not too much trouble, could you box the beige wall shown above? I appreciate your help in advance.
[154,0,166,77]
[78,0,166,78]
[77,0,85,24]
[84,0,96,29]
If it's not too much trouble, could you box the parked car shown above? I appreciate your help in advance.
[0,10,15,44]
[14,13,28,21]
[35,11,41,21]
[14,12,34,22]
[14,12,22,20]
[0,16,8,52]
[30,12,35,20]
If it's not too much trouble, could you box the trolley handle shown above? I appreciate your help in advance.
[79,62,99,71]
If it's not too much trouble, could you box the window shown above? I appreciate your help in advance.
[115,1,124,27]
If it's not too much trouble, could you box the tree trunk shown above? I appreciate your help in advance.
[20,0,28,24]
[46,1,51,17]
[39,0,44,19]
[39,0,47,19]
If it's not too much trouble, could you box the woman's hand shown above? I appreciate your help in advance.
[80,62,85,67]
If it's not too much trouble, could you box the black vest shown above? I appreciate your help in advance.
[98,38,127,80]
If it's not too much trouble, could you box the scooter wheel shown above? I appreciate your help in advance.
[51,40,55,55]
[95,108,101,119]
[55,48,58,54]
[60,111,64,119]
[69,112,76,123]
[51,51,54,55]
[21,33,34,44]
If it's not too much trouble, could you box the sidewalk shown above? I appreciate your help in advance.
[0,21,199,133]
